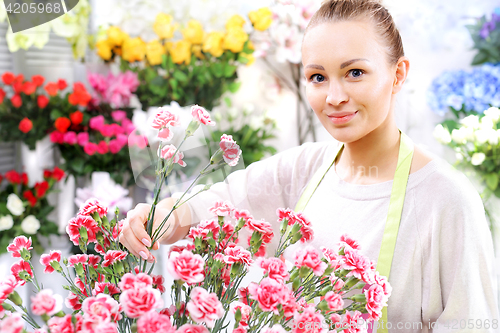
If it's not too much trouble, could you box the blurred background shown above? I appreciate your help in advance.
[0,0,499,315]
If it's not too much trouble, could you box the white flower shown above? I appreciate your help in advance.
[433,124,451,144]
[455,153,464,161]
[484,107,500,123]
[451,128,468,144]
[480,116,495,130]
[474,129,491,145]
[460,115,480,129]
[0,215,14,231]
[6,194,24,216]
[21,215,40,235]
[471,152,486,166]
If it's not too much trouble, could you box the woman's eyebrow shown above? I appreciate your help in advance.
[305,64,325,70]
[340,58,369,69]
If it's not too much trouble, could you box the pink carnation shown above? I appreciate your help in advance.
[68,254,88,267]
[119,287,163,318]
[258,257,289,282]
[118,273,153,291]
[160,144,186,167]
[219,134,241,166]
[0,275,19,301]
[230,301,251,325]
[234,325,248,333]
[177,324,209,333]
[292,305,325,333]
[66,215,99,245]
[40,250,62,273]
[103,250,127,267]
[108,139,123,154]
[50,131,64,144]
[324,291,344,311]
[97,140,109,154]
[341,246,372,281]
[191,105,215,126]
[48,314,83,333]
[223,245,253,265]
[186,287,224,328]
[342,311,364,333]
[166,250,205,285]
[77,132,89,146]
[111,110,127,122]
[89,115,105,130]
[65,292,82,311]
[248,278,286,314]
[7,236,32,258]
[262,324,287,333]
[10,260,33,286]
[31,289,63,316]
[116,133,128,146]
[0,313,24,333]
[340,234,361,250]
[364,284,386,321]
[234,209,253,223]
[137,310,176,333]
[84,142,99,155]
[294,246,327,276]
[246,218,274,244]
[63,131,77,145]
[79,198,108,217]
[152,274,166,293]
[209,200,234,217]
[93,282,121,296]
[187,219,220,240]
[81,293,121,327]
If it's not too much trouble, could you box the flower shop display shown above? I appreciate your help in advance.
[252,0,321,144]
[95,9,272,111]
[0,167,65,254]
[0,72,92,150]
[466,7,500,65]
[0,103,391,333]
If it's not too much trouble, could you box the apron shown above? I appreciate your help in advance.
[294,130,415,333]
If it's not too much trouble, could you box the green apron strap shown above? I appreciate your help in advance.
[294,131,414,333]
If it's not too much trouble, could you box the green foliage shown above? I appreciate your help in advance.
[466,13,500,65]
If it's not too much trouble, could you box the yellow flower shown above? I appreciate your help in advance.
[226,14,246,30]
[107,26,128,47]
[182,20,205,44]
[169,40,192,65]
[222,27,248,53]
[202,32,224,57]
[146,39,165,66]
[154,13,177,39]
[192,45,205,59]
[96,39,112,60]
[240,52,255,66]
[248,7,273,31]
[122,37,146,62]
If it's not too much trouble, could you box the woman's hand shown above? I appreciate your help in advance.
[119,198,192,262]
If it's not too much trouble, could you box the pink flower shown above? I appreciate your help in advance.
[66,215,99,245]
[0,313,24,333]
[281,289,297,317]
[233,325,248,333]
[292,305,325,333]
[108,139,122,154]
[234,209,253,223]
[224,245,253,265]
[324,291,344,311]
[81,294,121,327]
[116,133,128,146]
[341,246,372,281]
[10,260,33,286]
[160,144,187,167]
[152,107,180,129]
[320,247,339,265]
[158,127,174,141]
[340,234,361,250]
[209,200,234,217]
[50,131,65,144]
[63,131,77,145]
[89,115,105,130]
[191,105,215,126]
[106,71,139,108]
[248,278,286,314]
[103,250,127,267]
[258,257,289,282]
[330,276,345,292]
[246,219,274,244]
[189,219,220,240]
[40,250,62,273]
[298,223,314,243]
[88,254,101,268]
[364,284,386,321]
[151,274,166,293]
[119,287,163,318]
[31,289,63,316]
[111,110,127,122]
[68,254,88,267]
[79,198,108,218]
[342,311,364,333]
[7,236,32,258]
[92,282,121,297]
[90,322,119,333]
[100,124,114,137]
[186,287,224,328]
[48,314,82,333]
[166,250,205,285]
[0,275,19,302]
[294,246,327,276]
[66,292,82,311]
[277,208,295,223]
[97,140,109,154]
[109,123,124,135]
[219,134,241,166]
[262,324,287,333]
[118,273,153,291]
[77,132,89,146]
[137,310,176,333]
[177,324,209,333]
[84,142,99,155]
[230,301,251,324]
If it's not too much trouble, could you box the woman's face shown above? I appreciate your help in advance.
[302,19,398,143]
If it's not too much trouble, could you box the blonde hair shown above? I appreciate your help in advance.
[305,0,404,64]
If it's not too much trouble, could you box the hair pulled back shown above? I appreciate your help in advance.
[306,0,404,65]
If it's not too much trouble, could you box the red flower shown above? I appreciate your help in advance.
[23,190,37,207]
[37,95,49,108]
[11,94,22,108]
[57,79,67,90]
[10,260,33,286]
[20,173,27,186]
[97,141,109,154]
[103,250,128,267]
[0,88,6,103]
[68,82,91,107]
[78,198,108,218]
[31,75,45,87]
[39,250,62,274]
[0,174,3,184]
[4,170,20,184]
[44,82,58,96]
[14,74,24,84]
[69,110,83,125]
[34,181,49,198]
[84,142,98,155]
[93,282,120,296]
[66,215,99,245]
[51,166,65,181]
[54,117,71,133]
[18,118,33,133]
[2,72,15,85]
[43,170,52,179]
[21,82,36,95]
[7,236,33,258]
[68,254,88,267]
[49,131,64,144]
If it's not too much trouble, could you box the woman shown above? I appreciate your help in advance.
[121,0,499,331]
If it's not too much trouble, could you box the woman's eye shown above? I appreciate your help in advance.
[348,69,364,78]
[310,74,325,83]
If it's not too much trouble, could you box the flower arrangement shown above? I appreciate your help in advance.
[0,103,391,333]
[434,107,500,199]
[0,167,65,254]
[94,9,272,110]
[0,72,92,150]
[466,7,500,65]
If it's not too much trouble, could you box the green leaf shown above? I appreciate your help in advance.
[471,51,489,66]
[212,63,223,78]
[169,78,178,90]
[173,70,189,83]
[50,109,63,121]
[224,97,232,107]
[485,173,499,191]
[161,54,168,69]
[228,82,241,93]
[224,65,237,78]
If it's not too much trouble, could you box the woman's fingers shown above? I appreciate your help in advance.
[127,203,153,247]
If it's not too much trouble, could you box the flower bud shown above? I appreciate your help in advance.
[79,227,88,244]
[50,261,63,273]
[250,232,261,246]
[186,119,200,137]
[75,263,85,278]
[210,149,224,165]
[292,277,301,291]
[234,308,242,323]
[290,223,301,235]
[19,271,32,282]
[289,269,299,281]
[208,237,216,248]
[96,232,105,246]
[88,266,98,280]
[91,212,102,225]
[236,218,246,230]
[353,281,366,290]
[114,261,124,274]
[299,266,309,278]
[345,276,359,289]
[102,216,110,230]
[317,300,329,311]
[350,294,366,303]
[20,247,31,261]
[280,218,288,235]
[8,291,22,306]
[320,285,332,296]
[1,303,13,311]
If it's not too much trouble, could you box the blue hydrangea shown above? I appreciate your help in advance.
[427,63,500,116]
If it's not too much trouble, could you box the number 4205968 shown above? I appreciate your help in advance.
[5,2,62,14]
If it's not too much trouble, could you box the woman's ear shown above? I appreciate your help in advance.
[392,56,410,94]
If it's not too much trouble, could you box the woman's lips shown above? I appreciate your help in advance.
[327,111,358,124]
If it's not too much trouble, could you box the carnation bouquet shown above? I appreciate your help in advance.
[0,167,65,254]
[0,72,92,150]
[0,104,391,332]
[95,9,272,111]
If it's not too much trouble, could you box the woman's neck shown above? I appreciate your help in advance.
[334,124,401,185]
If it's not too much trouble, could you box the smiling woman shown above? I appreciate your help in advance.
[120,0,499,331]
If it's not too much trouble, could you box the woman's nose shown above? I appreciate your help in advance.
[326,82,349,106]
